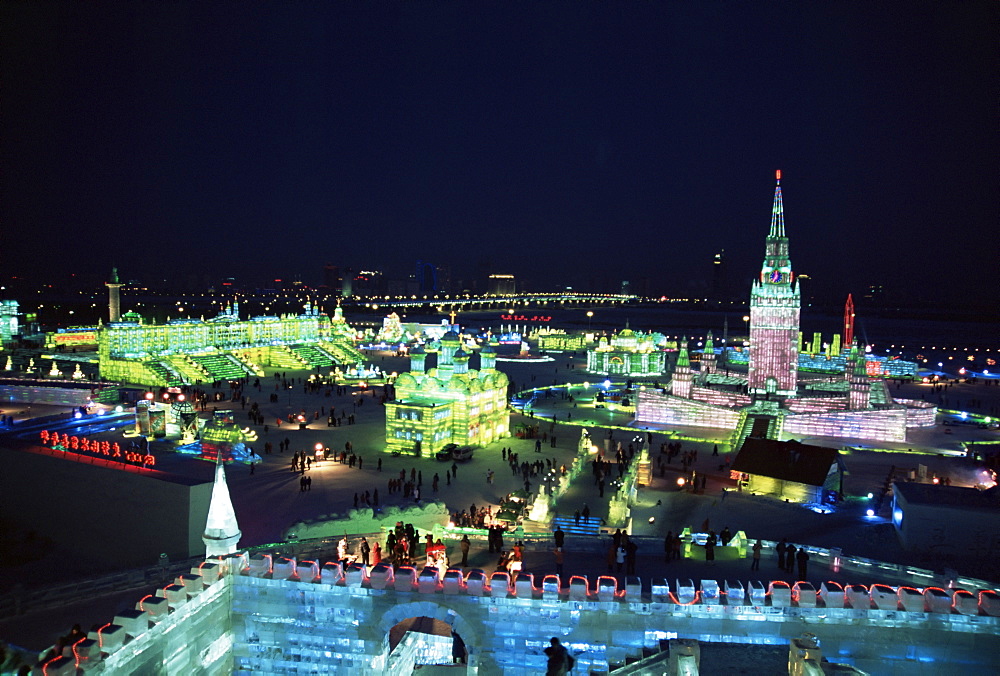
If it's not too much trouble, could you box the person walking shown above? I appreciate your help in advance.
[460,534,471,567]
[615,544,626,573]
[751,539,762,571]
[785,543,797,573]
[554,526,565,548]
[776,538,787,570]
[360,537,370,566]
[705,531,716,565]
[553,546,564,577]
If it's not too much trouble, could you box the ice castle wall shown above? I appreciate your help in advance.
[42,561,1000,675]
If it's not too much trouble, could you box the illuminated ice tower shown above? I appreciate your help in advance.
[202,457,242,557]
[748,170,800,397]
[106,266,124,323]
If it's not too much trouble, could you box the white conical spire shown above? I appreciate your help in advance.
[202,459,242,557]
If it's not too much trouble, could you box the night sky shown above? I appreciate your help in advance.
[2,2,997,305]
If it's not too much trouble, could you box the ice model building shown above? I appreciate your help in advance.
[376,311,406,343]
[385,332,509,457]
[97,301,365,387]
[586,325,666,377]
[748,170,800,397]
[534,328,588,352]
[635,172,936,444]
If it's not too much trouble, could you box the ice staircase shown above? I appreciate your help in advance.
[608,639,671,674]
[269,345,310,369]
[729,412,783,453]
[144,360,186,387]
[549,514,603,537]
[321,340,366,365]
[191,353,252,381]
[165,355,209,384]
[291,345,335,369]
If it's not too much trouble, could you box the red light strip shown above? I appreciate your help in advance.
[668,590,702,606]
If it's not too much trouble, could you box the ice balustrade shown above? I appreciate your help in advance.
[28,544,1000,676]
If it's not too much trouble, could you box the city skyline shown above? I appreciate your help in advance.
[2,2,997,306]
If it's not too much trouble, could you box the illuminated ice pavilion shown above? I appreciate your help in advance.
[386,331,509,457]
[586,325,666,377]
[636,172,936,444]
[98,301,365,387]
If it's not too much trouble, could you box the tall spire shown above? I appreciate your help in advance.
[843,293,855,346]
[105,266,124,323]
[202,458,242,558]
[769,169,785,238]
[748,170,800,398]
[759,169,793,286]
[676,337,690,368]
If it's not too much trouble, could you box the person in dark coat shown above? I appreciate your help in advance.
[460,534,471,566]
[796,548,809,579]
[776,538,787,570]
[785,544,797,573]
[705,531,716,564]
[544,637,569,675]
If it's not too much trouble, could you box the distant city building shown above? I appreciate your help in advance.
[0,299,19,342]
[340,267,354,297]
[636,172,935,445]
[352,269,385,296]
[487,274,516,295]
[863,283,886,306]
[710,249,736,302]
[322,263,341,290]
[105,267,124,323]
[415,260,440,295]
[385,333,509,457]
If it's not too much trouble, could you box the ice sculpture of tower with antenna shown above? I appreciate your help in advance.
[748,170,800,397]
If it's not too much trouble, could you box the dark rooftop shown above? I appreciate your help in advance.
[893,481,1000,511]
[731,438,840,487]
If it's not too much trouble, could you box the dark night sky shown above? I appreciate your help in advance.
[2,2,997,304]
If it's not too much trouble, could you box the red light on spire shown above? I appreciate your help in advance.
[776,169,781,181]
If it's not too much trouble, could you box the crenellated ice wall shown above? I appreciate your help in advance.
[34,556,1000,675]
